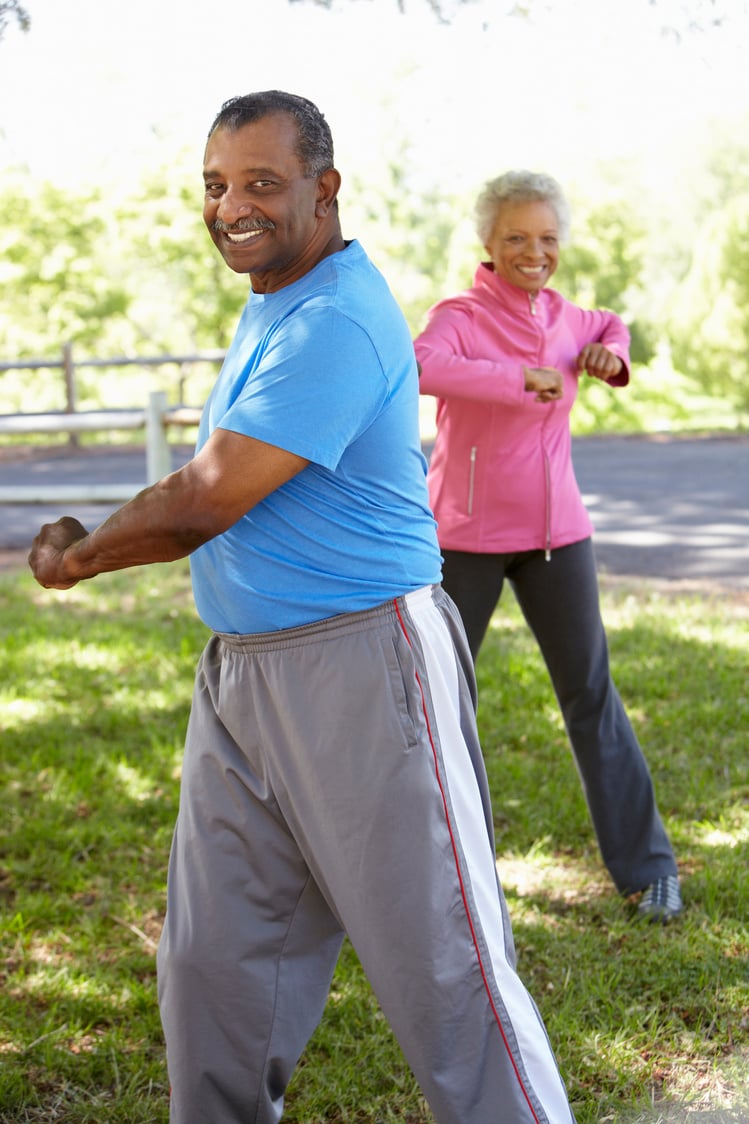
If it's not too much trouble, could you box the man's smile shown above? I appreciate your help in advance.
[226,229,265,243]
[211,219,276,246]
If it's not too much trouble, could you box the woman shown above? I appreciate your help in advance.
[415,170,681,922]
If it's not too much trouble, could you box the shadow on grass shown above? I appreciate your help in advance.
[475,591,748,852]
[1,568,747,1122]
[0,567,196,1122]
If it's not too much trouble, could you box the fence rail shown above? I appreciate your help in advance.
[0,345,218,502]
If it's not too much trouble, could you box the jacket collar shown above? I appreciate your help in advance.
[474,261,545,312]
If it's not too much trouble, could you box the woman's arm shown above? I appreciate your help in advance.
[415,307,529,405]
[576,309,631,386]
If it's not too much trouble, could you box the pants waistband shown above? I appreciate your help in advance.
[215,585,438,654]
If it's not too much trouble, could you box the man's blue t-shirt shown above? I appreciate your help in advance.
[190,241,442,634]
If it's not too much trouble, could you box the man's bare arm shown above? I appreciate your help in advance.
[28,428,309,589]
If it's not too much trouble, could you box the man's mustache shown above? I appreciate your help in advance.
[212,218,276,234]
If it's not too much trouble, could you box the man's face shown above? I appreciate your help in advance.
[203,113,330,292]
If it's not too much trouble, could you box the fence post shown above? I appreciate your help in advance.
[62,341,79,448]
[146,391,171,484]
[178,360,191,404]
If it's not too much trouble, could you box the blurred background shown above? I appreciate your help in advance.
[1,0,748,435]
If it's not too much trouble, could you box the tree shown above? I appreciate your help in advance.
[288,0,739,36]
[0,0,30,38]
[344,144,475,334]
[0,164,249,410]
[668,194,749,421]
[553,200,656,367]
[0,181,130,356]
[114,168,248,355]
[0,180,137,409]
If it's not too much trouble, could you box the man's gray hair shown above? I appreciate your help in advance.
[474,171,571,245]
[207,90,334,178]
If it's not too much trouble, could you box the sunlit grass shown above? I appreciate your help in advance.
[0,562,747,1121]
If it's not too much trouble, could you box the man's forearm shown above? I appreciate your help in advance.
[35,470,219,588]
[30,429,309,591]
[70,472,217,577]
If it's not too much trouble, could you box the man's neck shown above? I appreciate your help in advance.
[250,230,347,294]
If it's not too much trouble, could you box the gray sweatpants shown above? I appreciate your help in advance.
[157,585,574,1124]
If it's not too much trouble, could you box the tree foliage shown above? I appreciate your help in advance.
[0,0,30,38]
[0,180,131,357]
[0,166,247,363]
[346,148,475,334]
[115,172,248,353]
[288,0,741,37]
[0,169,249,413]
[555,200,656,367]
[2,122,749,429]
[668,194,749,421]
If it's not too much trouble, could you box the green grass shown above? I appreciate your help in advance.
[1,562,747,1122]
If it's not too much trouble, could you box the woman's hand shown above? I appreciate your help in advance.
[524,366,564,403]
[577,344,624,383]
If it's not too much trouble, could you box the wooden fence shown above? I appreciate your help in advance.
[0,346,223,503]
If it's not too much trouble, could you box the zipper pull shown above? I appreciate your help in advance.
[467,446,477,516]
[529,293,537,316]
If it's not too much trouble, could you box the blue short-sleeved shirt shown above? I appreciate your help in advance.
[190,241,442,634]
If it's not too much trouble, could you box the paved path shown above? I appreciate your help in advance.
[571,434,749,590]
[1,435,748,589]
[0,444,193,563]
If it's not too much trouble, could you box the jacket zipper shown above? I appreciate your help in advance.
[544,450,551,560]
[530,289,550,554]
[467,446,477,515]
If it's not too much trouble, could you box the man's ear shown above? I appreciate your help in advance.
[315,168,341,217]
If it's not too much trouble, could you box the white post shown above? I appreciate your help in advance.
[146,391,171,484]
[62,341,79,448]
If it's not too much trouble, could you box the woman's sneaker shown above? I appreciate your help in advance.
[637,875,682,922]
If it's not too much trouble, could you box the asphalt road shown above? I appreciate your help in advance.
[572,434,749,590]
[1,434,748,589]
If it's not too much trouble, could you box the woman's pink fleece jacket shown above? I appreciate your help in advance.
[415,263,631,558]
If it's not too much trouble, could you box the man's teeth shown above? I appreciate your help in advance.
[226,230,264,243]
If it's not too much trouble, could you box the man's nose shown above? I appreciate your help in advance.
[216,188,251,225]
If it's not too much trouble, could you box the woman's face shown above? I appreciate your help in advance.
[484,199,560,293]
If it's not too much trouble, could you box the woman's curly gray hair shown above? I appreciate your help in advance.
[474,171,571,245]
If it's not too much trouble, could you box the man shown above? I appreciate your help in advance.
[29,91,574,1124]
